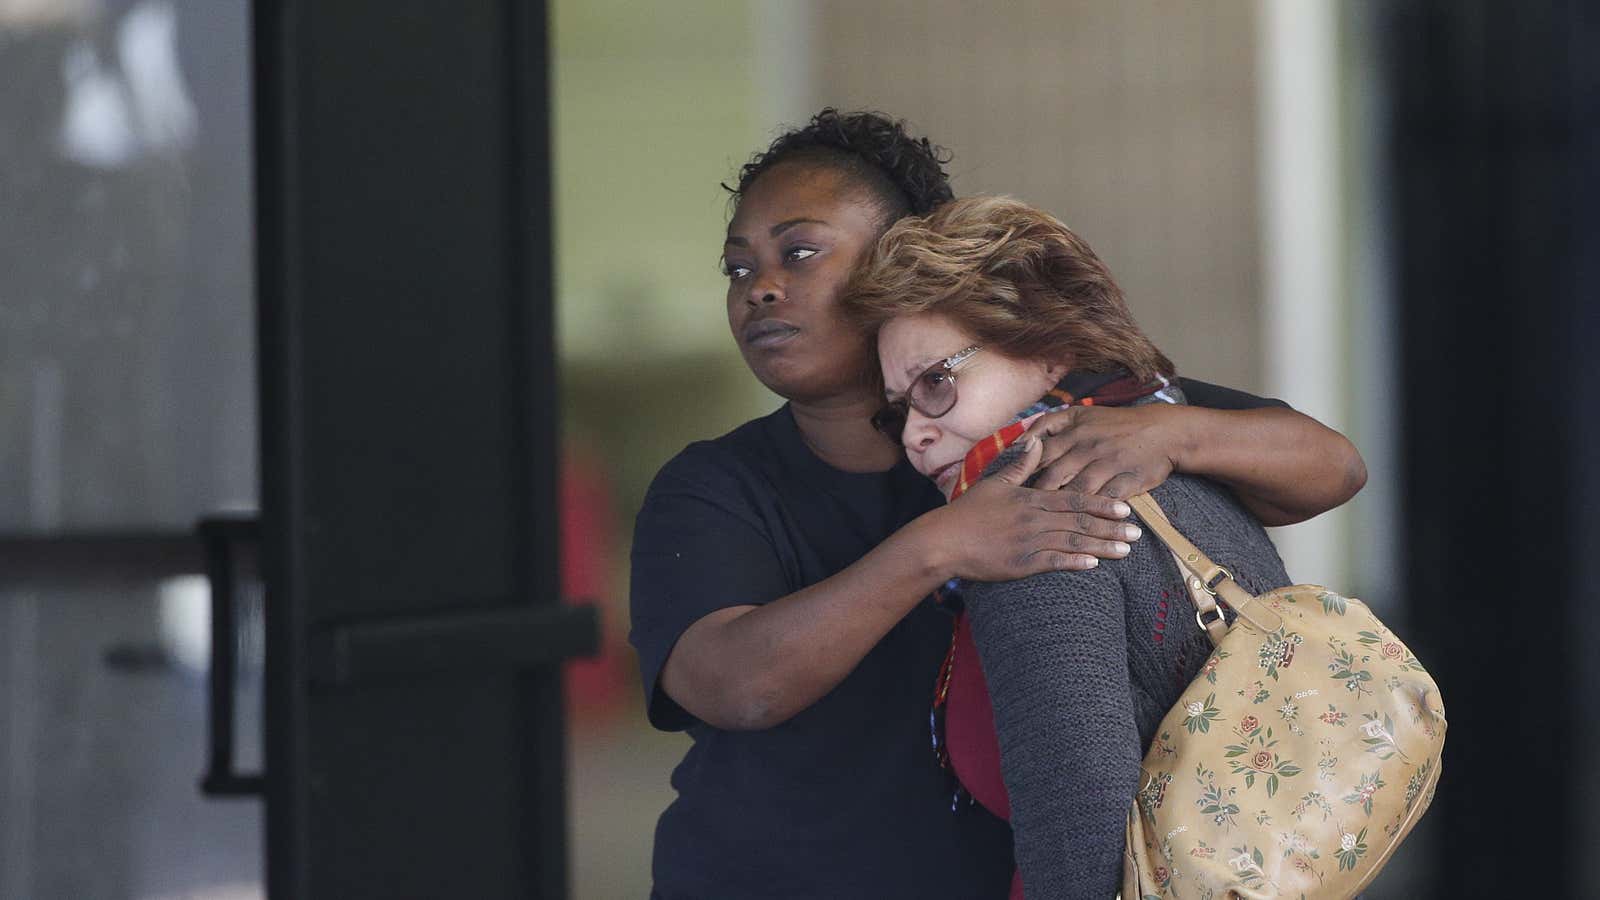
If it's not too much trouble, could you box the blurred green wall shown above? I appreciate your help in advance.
[553,0,780,527]
[552,5,790,895]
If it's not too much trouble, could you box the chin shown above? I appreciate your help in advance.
[746,353,873,405]
[742,355,805,399]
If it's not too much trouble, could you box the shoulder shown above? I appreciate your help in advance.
[1147,474,1259,534]
[644,410,779,495]
[1114,474,1261,590]
[636,410,787,533]
[1175,377,1291,411]
[1143,474,1291,593]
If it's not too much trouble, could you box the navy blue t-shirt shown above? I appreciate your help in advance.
[628,380,1281,899]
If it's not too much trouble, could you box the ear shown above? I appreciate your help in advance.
[1042,357,1070,381]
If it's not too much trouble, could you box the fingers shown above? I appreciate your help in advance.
[1034,488,1131,521]
[1025,411,1084,489]
[1099,471,1152,501]
[1024,406,1082,437]
[947,479,1147,581]
[1062,458,1123,496]
[1065,461,1160,500]
[991,436,1044,486]
[1020,551,1102,573]
[1026,495,1139,565]
[1048,528,1131,560]
[1024,405,1179,499]
[1035,507,1139,542]
[1032,443,1094,491]
[1019,533,1134,573]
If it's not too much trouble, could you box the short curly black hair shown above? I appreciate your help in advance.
[725,108,954,227]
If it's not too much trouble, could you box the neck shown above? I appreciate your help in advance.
[790,391,903,474]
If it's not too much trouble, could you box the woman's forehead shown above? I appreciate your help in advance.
[879,315,969,383]
[728,165,877,237]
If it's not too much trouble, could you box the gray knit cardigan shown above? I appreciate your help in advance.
[963,398,1293,900]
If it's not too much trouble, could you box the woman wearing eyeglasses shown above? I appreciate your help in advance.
[843,194,1301,900]
[629,111,1364,900]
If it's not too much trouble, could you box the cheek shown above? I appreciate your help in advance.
[799,275,847,323]
[948,378,1028,442]
[943,414,990,449]
[811,249,870,305]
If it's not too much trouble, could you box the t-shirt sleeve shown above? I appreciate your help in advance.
[628,445,793,732]
[1178,377,1291,411]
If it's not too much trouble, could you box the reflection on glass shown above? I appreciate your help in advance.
[0,0,256,535]
[0,579,264,899]
[1,1,264,897]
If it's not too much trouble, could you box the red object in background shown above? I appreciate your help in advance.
[560,441,628,726]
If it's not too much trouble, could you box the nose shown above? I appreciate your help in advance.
[902,411,938,455]
[746,269,785,306]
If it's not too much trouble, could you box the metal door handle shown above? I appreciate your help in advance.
[197,515,266,797]
[309,603,598,687]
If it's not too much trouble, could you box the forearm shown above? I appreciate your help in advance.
[661,511,954,731]
[1172,405,1367,526]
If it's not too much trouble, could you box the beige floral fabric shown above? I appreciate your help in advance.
[1122,586,1445,899]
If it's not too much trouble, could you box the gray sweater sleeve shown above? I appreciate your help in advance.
[963,563,1141,900]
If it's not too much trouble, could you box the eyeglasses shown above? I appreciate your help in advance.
[870,345,983,441]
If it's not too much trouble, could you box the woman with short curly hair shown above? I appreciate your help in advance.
[844,194,1298,899]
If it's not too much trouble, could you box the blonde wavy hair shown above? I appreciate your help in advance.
[843,194,1175,380]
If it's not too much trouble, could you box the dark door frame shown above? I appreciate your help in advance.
[252,2,593,897]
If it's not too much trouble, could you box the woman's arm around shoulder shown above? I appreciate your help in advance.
[1025,379,1366,526]
[633,440,1138,732]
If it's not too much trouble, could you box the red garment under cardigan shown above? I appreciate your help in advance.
[944,612,1024,899]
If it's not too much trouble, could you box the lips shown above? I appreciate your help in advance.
[928,459,961,489]
[742,317,801,348]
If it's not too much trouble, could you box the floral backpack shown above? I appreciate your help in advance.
[1121,493,1445,899]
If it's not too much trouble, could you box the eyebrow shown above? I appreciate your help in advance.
[879,357,933,399]
[724,217,831,247]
